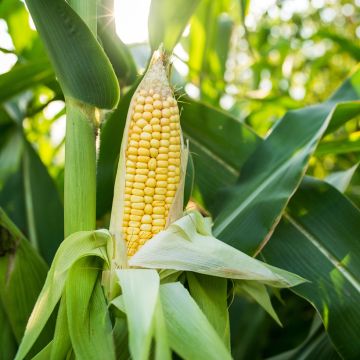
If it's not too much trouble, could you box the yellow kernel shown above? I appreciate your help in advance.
[152,109,162,118]
[157,160,168,168]
[150,148,158,157]
[157,154,168,161]
[144,204,153,214]
[126,174,134,181]
[132,188,144,196]
[170,130,179,137]
[162,109,171,118]
[159,147,168,154]
[150,117,160,125]
[169,144,180,151]
[157,180,168,188]
[144,196,153,204]
[139,89,147,96]
[156,174,167,181]
[156,167,167,174]
[153,207,166,215]
[152,132,161,140]
[161,133,170,140]
[124,206,131,214]
[148,171,156,178]
[153,100,162,109]
[137,95,145,104]
[145,96,153,104]
[141,215,152,224]
[139,231,152,240]
[141,132,152,141]
[167,190,176,197]
[165,197,174,204]
[153,93,160,100]
[134,174,147,182]
[133,112,142,121]
[125,187,132,195]
[132,125,142,134]
[124,200,131,207]
[127,147,137,156]
[144,104,153,112]
[140,223,152,231]
[131,133,140,141]
[138,156,150,163]
[169,151,180,158]
[155,188,167,195]
[152,226,163,234]
[138,148,150,156]
[153,218,166,226]
[125,194,131,200]
[127,154,137,162]
[162,126,170,133]
[152,124,162,132]
[143,124,152,133]
[170,123,178,130]
[163,101,171,108]
[132,202,145,210]
[130,215,142,222]
[146,178,156,187]
[148,158,157,170]
[131,209,143,216]
[169,158,180,166]
[144,187,155,196]
[127,227,140,235]
[160,140,169,147]
[168,184,177,190]
[168,165,177,172]
[136,168,148,175]
[150,139,160,148]
[171,137,180,145]
[136,119,147,128]
[153,199,165,206]
[129,220,140,228]
[136,162,148,169]
[160,118,170,125]
[170,114,179,122]
[135,104,144,112]
[143,112,152,120]
[139,140,150,148]
[131,195,143,203]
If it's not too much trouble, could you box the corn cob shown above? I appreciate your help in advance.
[111,52,186,257]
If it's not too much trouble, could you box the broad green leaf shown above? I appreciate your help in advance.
[0,208,48,342]
[235,281,281,326]
[187,273,230,348]
[0,302,17,360]
[112,317,130,360]
[32,342,53,360]
[213,101,360,255]
[130,212,305,288]
[262,178,360,359]
[315,137,360,155]
[160,282,232,360]
[115,269,160,360]
[0,61,53,102]
[181,98,260,208]
[15,230,110,360]
[67,263,115,360]
[325,163,359,192]
[268,316,340,360]
[51,296,72,360]
[25,0,119,108]
[148,0,201,53]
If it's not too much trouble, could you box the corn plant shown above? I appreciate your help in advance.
[1,0,360,359]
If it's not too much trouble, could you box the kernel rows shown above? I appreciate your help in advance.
[123,88,181,256]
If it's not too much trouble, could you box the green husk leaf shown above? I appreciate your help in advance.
[115,269,160,360]
[187,273,230,348]
[15,230,111,360]
[160,282,232,360]
[154,300,172,360]
[32,341,53,360]
[235,281,282,326]
[66,259,116,360]
[130,212,305,288]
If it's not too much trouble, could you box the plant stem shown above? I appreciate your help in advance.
[64,0,97,237]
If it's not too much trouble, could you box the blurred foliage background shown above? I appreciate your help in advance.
[0,0,359,359]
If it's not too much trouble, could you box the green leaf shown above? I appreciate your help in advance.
[0,208,48,342]
[0,302,17,360]
[25,0,119,108]
[130,212,305,288]
[235,281,281,326]
[148,0,201,53]
[213,101,359,255]
[160,282,232,360]
[262,178,360,359]
[15,230,110,360]
[154,300,172,360]
[67,263,116,360]
[181,98,260,208]
[0,61,54,102]
[115,269,160,360]
[315,137,360,155]
[325,163,359,192]
[187,273,230,348]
